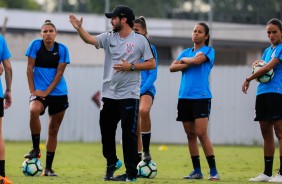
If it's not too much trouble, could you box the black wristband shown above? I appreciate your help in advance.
[246,78,250,82]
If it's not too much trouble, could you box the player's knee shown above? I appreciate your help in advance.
[186,131,197,141]
[30,108,41,116]
[139,107,150,116]
[274,129,282,140]
[197,132,209,142]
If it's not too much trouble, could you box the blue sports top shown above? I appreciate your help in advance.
[257,42,282,95]
[25,39,70,96]
[176,45,214,99]
[140,44,158,96]
[0,35,11,98]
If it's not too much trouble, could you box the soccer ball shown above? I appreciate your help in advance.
[252,61,274,83]
[137,160,157,179]
[22,158,43,176]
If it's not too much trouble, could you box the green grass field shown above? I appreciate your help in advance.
[4,141,280,184]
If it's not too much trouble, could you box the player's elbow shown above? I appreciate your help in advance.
[169,65,177,72]
[147,59,156,70]
[151,61,156,69]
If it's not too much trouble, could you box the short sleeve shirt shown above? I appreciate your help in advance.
[176,45,215,99]
[25,39,70,96]
[96,31,154,99]
[257,43,282,95]
[0,35,11,98]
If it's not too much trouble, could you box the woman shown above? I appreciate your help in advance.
[0,34,13,184]
[242,18,282,182]
[24,20,70,176]
[170,22,219,180]
[133,16,158,162]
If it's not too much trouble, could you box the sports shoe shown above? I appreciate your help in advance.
[24,149,41,159]
[143,152,152,162]
[208,173,220,180]
[103,159,122,181]
[183,170,203,179]
[111,173,136,182]
[269,173,282,182]
[0,176,12,184]
[42,169,58,176]
[249,173,272,182]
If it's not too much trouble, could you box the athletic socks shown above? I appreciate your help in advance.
[32,134,40,150]
[138,152,142,162]
[206,155,218,175]
[46,152,55,170]
[191,155,201,172]
[264,156,273,177]
[141,132,151,153]
[0,160,5,177]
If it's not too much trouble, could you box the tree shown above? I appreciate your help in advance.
[59,0,180,18]
[206,0,282,24]
[0,0,40,10]
[175,0,282,24]
[1,0,281,25]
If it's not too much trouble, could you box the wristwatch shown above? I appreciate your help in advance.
[130,64,136,71]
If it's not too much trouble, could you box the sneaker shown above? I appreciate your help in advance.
[111,173,136,182]
[208,173,220,180]
[0,176,12,184]
[269,173,282,182]
[249,173,272,182]
[24,149,41,159]
[103,159,122,181]
[143,152,152,162]
[183,170,203,179]
[42,169,58,176]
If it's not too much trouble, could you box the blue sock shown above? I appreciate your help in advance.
[194,167,202,173]
[210,167,217,175]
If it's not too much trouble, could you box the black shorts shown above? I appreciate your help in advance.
[176,98,211,122]
[140,90,154,101]
[255,93,282,121]
[30,95,69,115]
[0,98,4,117]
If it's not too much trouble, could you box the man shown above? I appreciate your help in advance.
[69,5,156,182]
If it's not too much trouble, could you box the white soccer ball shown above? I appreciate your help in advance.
[252,61,274,83]
[22,158,43,176]
[137,160,157,179]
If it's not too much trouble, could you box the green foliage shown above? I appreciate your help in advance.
[0,0,40,10]
[108,0,180,18]
[0,0,281,24]
[204,0,282,24]
[62,0,180,18]
[5,141,280,184]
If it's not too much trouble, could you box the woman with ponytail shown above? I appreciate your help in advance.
[170,22,219,181]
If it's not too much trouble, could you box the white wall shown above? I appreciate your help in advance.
[2,62,262,145]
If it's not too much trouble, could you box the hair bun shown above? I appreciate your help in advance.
[139,16,146,23]
[45,20,51,23]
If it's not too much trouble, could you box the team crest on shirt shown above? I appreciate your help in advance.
[126,43,135,54]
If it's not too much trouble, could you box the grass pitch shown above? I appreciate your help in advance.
[5,141,280,184]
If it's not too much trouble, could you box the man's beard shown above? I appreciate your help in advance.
[113,24,122,32]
